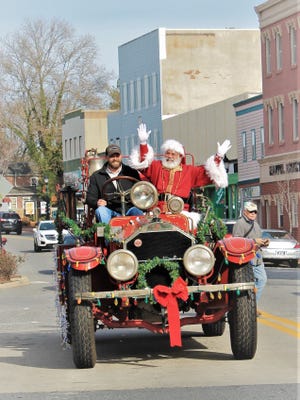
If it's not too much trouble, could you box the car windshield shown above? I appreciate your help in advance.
[262,230,293,240]
[3,213,19,219]
[40,222,55,230]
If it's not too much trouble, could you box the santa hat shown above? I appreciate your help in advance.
[161,139,185,156]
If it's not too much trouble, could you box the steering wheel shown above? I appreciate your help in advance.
[102,176,139,216]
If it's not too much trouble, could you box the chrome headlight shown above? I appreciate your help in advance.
[167,196,184,214]
[183,245,215,277]
[130,181,158,210]
[107,250,138,281]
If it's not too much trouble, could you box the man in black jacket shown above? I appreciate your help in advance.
[86,144,143,223]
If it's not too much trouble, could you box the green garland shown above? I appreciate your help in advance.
[56,212,111,242]
[136,257,180,289]
[195,197,227,244]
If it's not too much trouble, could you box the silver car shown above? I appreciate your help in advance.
[261,229,300,268]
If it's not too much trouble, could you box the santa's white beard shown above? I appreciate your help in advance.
[162,157,181,169]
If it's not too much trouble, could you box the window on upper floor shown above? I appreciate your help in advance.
[79,136,83,158]
[152,128,159,154]
[242,131,247,162]
[64,139,68,160]
[292,98,299,141]
[260,126,265,159]
[129,80,135,113]
[267,105,274,145]
[251,129,256,160]
[122,82,128,114]
[136,78,141,111]
[291,196,298,228]
[265,36,271,75]
[275,31,282,71]
[278,102,285,142]
[144,75,150,108]
[277,199,283,228]
[73,137,77,158]
[69,138,72,160]
[290,25,297,66]
[152,73,157,106]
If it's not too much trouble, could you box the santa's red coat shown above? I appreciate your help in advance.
[142,159,212,199]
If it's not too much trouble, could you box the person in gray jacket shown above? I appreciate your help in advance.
[232,201,269,312]
[86,144,143,224]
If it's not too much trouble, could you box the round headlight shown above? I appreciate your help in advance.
[167,196,184,214]
[183,245,215,277]
[107,250,138,281]
[130,181,158,210]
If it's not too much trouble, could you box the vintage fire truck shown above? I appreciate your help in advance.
[55,149,258,369]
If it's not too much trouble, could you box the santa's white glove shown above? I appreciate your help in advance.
[217,139,232,158]
[137,123,151,144]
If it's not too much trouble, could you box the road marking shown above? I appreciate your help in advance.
[258,310,300,339]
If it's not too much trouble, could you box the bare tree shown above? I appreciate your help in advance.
[0,18,114,190]
[273,178,296,234]
[108,86,120,110]
[0,127,24,174]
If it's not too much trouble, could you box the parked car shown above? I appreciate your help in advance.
[261,229,300,268]
[0,211,22,235]
[33,220,59,252]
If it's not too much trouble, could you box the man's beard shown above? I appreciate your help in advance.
[108,159,122,171]
[162,157,181,169]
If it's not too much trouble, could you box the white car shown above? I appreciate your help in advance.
[33,220,59,252]
[261,229,300,268]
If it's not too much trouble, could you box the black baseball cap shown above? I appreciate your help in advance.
[105,144,121,156]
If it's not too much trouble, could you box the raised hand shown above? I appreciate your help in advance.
[137,123,151,144]
[217,139,232,158]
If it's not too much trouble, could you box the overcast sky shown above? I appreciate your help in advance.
[0,0,261,78]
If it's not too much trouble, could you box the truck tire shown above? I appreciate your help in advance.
[68,268,96,369]
[228,263,257,360]
[202,319,226,336]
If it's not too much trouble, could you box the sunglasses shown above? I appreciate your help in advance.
[248,210,257,214]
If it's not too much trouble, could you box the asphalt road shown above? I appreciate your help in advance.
[0,230,299,400]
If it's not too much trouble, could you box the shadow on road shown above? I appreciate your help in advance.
[0,327,232,370]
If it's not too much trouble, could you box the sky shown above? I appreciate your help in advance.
[0,0,261,81]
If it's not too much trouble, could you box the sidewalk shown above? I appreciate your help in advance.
[0,275,29,289]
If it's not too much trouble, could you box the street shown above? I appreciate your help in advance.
[0,231,299,400]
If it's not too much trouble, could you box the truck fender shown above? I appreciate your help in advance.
[63,246,102,271]
[216,237,258,265]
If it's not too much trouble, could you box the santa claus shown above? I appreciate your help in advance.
[129,123,231,227]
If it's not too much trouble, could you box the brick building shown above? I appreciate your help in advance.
[255,0,300,241]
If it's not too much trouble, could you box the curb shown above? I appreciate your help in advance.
[0,276,29,289]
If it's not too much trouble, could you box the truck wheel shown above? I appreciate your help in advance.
[202,319,226,336]
[228,263,257,360]
[68,268,96,369]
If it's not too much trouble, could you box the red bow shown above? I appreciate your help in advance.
[153,277,188,347]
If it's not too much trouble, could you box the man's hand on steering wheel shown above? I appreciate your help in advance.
[102,176,139,215]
